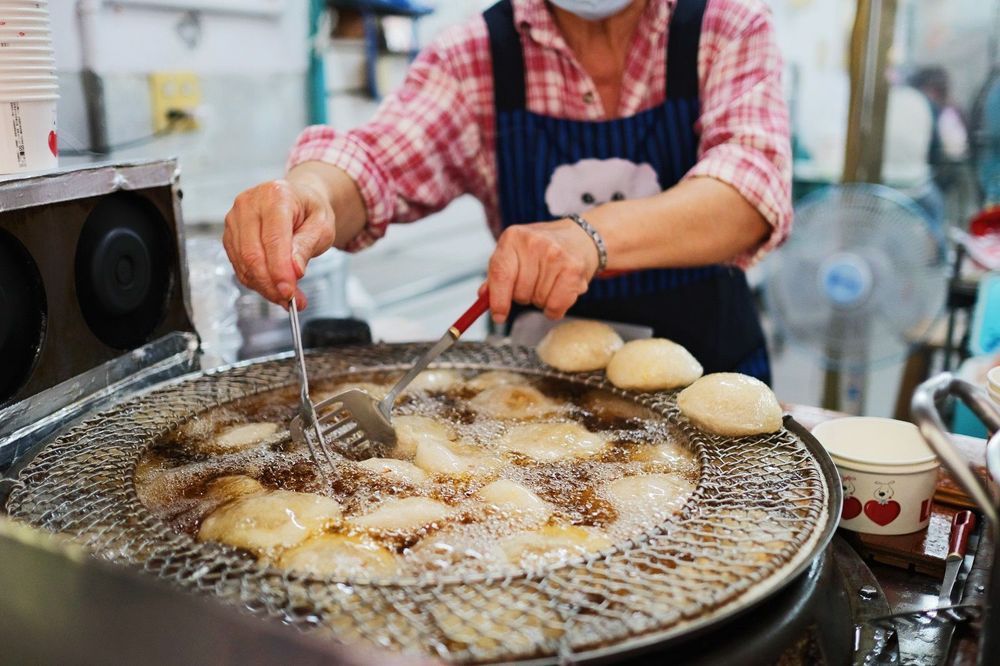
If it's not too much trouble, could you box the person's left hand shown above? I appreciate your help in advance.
[483,218,600,323]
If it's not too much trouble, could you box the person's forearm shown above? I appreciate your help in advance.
[585,176,771,270]
[286,161,368,250]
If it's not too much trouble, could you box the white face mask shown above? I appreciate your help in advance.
[549,0,634,21]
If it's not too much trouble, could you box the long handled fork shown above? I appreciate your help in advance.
[289,292,490,474]
[287,295,339,480]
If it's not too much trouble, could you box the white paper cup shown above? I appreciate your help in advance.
[0,72,55,80]
[0,22,48,30]
[0,78,56,85]
[0,37,50,47]
[0,48,51,55]
[0,77,56,86]
[0,56,54,64]
[0,97,56,174]
[0,46,53,55]
[812,417,940,535]
[0,70,55,78]
[0,91,56,100]
[0,24,49,32]
[0,67,55,75]
[0,31,50,41]
[987,366,1000,409]
[0,86,57,97]
[0,89,58,98]
[0,20,50,29]
[0,67,55,76]
[0,27,49,35]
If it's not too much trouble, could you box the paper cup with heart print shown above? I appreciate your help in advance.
[811,417,940,535]
[0,95,57,174]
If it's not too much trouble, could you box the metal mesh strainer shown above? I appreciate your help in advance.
[3,343,836,663]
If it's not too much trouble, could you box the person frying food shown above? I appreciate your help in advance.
[223,0,791,384]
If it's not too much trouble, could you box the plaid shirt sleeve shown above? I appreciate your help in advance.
[687,0,792,268]
[287,22,491,252]
[287,0,791,263]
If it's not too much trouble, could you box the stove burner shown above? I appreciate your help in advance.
[0,229,45,404]
[74,193,172,349]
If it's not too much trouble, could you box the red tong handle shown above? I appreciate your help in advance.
[451,292,490,336]
[948,510,977,560]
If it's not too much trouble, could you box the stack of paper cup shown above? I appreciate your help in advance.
[0,1,58,174]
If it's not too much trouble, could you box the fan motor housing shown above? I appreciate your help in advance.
[818,252,873,308]
[0,161,197,407]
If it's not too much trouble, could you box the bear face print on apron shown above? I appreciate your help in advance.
[484,0,771,383]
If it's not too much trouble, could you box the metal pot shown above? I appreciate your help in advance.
[911,373,1000,665]
[3,342,840,664]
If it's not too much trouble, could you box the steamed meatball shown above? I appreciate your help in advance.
[470,384,561,420]
[276,534,399,578]
[351,497,455,533]
[198,490,342,555]
[677,373,783,437]
[500,525,613,566]
[606,338,702,391]
[498,422,607,462]
[537,320,623,372]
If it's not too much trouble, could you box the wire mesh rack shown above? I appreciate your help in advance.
[3,342,836,663]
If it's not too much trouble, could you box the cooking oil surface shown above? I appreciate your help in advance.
[136,368,699,579]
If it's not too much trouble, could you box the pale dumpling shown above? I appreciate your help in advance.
[470,384,560,420]
[498,422,607,462]
[276,534,399,578]
[198,490,342,555]
[536,320,624,372]
[392,414,456,459]
[408,527,506,571]
[479,479,550,524]
[581,390,656,421]
[206,422,279,452]
[404,369,461,392]
[203,475,266,502]
[606,338,702,391]
[357,458,428,484]
[465,370,529,391]
[604,474,694,516]
[501,525,613,565]
[632,441,697,471]
[352,496,455,532]
[432,591,563,653]
[677,373,783,437]
[414,439,501,475]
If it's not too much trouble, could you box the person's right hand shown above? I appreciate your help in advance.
[222,178,335,309]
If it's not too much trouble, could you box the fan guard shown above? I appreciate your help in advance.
[766,183,947,369]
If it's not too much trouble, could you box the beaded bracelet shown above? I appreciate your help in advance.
[567,213,608,275]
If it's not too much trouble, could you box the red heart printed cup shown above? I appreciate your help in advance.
[812,417,940,536]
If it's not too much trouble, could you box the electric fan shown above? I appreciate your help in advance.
[765,183,948,413]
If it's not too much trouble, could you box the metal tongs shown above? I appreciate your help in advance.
[288,292,490,476]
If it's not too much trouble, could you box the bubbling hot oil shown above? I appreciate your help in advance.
[136,369,699,579]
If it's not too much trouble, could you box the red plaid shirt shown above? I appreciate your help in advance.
[289,0,791,267]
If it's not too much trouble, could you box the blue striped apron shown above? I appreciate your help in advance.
[484,0,771,383]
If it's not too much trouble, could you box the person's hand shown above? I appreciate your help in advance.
[485,218,600,323]
[222,178,335,309]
